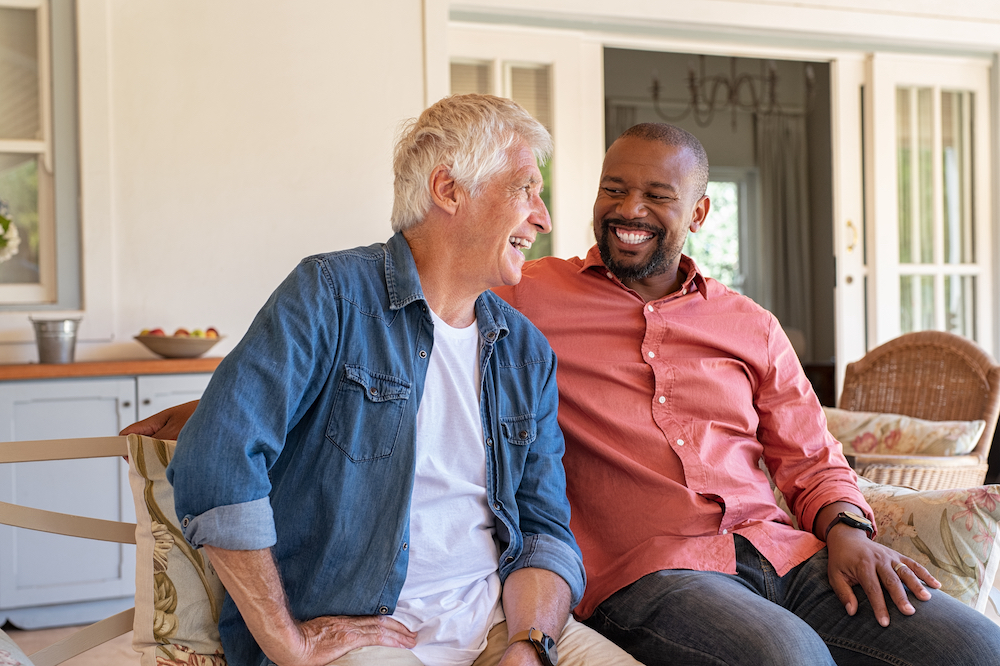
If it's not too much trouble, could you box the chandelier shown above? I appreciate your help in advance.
[650,56,811,130]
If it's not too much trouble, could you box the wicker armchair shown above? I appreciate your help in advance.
[838,330,1000,490]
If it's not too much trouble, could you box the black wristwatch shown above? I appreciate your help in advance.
[509,627,558,666]
[825,510,874,540]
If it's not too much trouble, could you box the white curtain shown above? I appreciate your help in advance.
[756,113,811,358]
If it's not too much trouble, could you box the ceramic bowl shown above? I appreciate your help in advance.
[134,334,223,359]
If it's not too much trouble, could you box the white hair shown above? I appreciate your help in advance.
[391,94,552,232]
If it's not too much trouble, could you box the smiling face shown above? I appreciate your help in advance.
[593,136,710,300]
[461,141,551,290]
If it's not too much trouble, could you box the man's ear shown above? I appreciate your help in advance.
[689,195,711,233]
[429,165,460,215]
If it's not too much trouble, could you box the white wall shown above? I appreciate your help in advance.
[1,0,426,363]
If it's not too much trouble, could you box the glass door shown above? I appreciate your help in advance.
[866,54,991,349]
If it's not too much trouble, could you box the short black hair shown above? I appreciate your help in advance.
[616,123,710,198]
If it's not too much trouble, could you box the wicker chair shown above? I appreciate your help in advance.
[838,330,1000,490]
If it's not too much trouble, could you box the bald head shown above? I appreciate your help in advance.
[614,123,710,199]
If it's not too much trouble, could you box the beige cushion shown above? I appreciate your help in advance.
[823,406,984,456]
[126,434,227,666]
[860,478,1000,612]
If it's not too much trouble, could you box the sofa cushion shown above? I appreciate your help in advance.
[823,406,984,456]
[127,434,227,665]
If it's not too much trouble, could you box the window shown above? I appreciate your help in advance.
[684,168,760,297]
[450,58,553,260]
[0,0,79,309]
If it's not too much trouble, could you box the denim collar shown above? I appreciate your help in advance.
[384,232,508,342]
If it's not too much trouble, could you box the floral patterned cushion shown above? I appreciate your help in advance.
[823,407,984,456]
[0,628,32,666]
[127,434,227,666]
[860,478,1000,612]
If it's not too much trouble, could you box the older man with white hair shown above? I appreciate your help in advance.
[157,95,638,666]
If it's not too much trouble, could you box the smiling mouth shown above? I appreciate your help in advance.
[610,225,655,245]
[509,236,533,254]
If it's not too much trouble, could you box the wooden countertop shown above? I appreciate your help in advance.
[0,357,223,381]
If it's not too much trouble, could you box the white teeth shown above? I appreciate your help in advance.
[615,229,653,245]
[509,236,533,251]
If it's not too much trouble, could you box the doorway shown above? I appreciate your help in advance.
[603,49,836,402]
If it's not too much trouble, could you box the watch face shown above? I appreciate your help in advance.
[532,634,558,666]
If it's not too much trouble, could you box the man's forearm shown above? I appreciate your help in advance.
[203,545,303,662]
[501,567,571,661]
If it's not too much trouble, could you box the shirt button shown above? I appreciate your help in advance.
[658,396,666,404]
[677,439,685,446]
[486,331,496,341]
[506,556,514,563]
[379,606,389,615]
[647,304,654,312]
[486,437,494,446]
[182,517,189,527]
[402,542,408,550]
[722,529,728,535]
[369,387,378,396]
[493,502,500,510]
[419,350,427,358]
[606,271,614,279]
[648,351,655,358]
[519,430,528,438]
[682,289,688,295]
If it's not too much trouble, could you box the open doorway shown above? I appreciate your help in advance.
[604,48,835,404]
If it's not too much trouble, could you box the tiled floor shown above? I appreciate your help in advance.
[3,625,139,665]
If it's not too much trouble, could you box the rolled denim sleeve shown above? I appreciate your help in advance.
[502,340,586,607]
[167,258,340,549]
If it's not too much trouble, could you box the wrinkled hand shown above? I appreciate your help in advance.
[826,524,940,627]
[270,614,417,666]
[119,400,199,440]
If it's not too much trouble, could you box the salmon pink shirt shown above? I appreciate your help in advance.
[494,247,871,620]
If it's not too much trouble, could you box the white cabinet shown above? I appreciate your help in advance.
[0,372,212,628]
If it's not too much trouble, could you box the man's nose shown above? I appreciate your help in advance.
[531,193,552,234]
[618,192,648,219]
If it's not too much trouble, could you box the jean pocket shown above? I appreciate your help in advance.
[500,414,537,446]
[327,364,412,462]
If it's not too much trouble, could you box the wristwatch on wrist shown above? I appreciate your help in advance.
[825,510,874,540]
[509,627,558,666]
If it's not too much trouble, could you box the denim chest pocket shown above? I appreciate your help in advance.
[500,415,537,446]
[327,364,412,462]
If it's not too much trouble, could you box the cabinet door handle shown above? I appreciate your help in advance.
[142,399,151,405]
[122,401,132,408]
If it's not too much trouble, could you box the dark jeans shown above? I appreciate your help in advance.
[585,535,1000,665]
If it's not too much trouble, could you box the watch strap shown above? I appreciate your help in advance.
[825,511,874,540]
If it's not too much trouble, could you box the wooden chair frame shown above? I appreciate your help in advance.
[0,436,134,666]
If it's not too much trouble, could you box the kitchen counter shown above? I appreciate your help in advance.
[0,357,223,381]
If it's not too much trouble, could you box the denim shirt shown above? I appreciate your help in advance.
[167,233,584,666]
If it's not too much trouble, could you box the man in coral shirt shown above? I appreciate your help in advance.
[492,123,1000,666]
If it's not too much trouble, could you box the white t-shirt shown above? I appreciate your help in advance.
[391,309,505,666]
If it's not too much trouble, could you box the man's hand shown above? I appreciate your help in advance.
[204,545,416,665]
[826,523,940,627]
[119,399,199,439]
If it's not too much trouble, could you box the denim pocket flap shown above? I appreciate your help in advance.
[344,365,411,402]
[500,415,537,445]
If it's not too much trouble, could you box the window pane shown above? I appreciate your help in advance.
[942,90,973,265]
[0,7,40,140]
[899,274,935,333]
[0,154,39,284]
[509,64,552,260]
[917,88,934,264]
[896,88,912,264]
[451,61,491,95]
[685,181,741,291]
[945,274,975,339]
